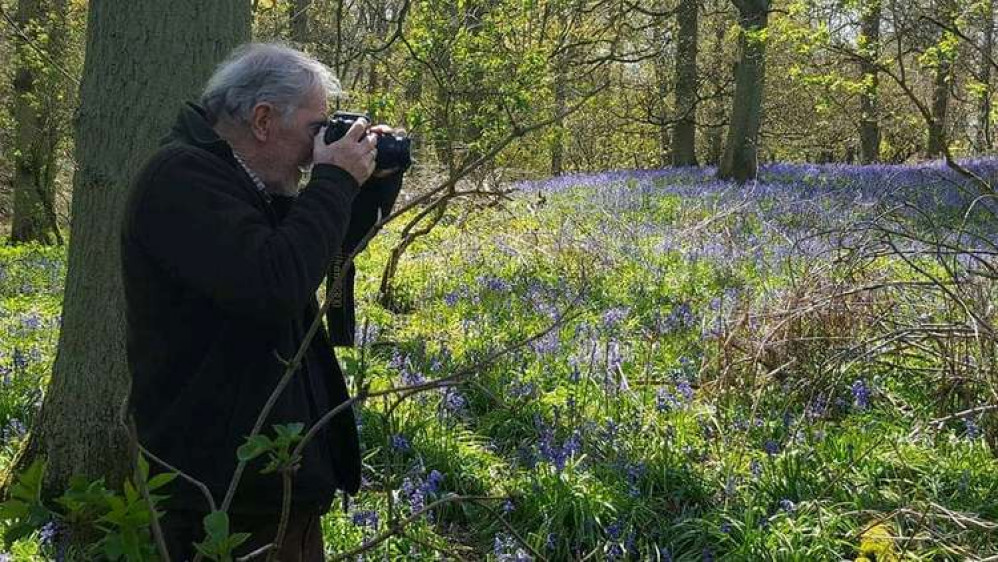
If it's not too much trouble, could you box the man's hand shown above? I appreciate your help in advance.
[370,124,406,178]
[314,118,377,185]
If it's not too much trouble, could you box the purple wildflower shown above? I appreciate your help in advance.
[763,440,780,456]
[851,379,870,410]
[390,434,411,452]
[351,510,379,528]
[965,417,982,440]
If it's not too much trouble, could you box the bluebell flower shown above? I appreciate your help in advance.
[779,498,796,513]
[676,380,694,403]
[390,434,411,452]
[443,291,459,306]
[351,510,379,528]
[965,417,982,440]
[763,440,780,456]
[502,499,515,515]
[20,313,42,332]
[530,330,560,356]
[600,307,629,331]
[656,388,678,412]
[851,379,870,410]
[12,348,28,371]
[442,389,467,414]
[39,521,60,547]
[605,521,622,541]
[425,469,444,494]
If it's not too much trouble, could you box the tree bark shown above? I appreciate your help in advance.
[672,0,699,167]
[978,0,994,152]
[705,1,728,167]
[858,0,881,164]
[551,33,568,176]
[13,0,250,498]
[718,0,769,183]
[289,0,309,44]
[10,0,67,245]
[927,0,955,158]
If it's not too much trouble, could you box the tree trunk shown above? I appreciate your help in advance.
[10,0,67,245]
[978,0,994,152]
[718,0,769,183]
[927,0,955,158]
[858,0,881,164]
[289,0,309,43]
[15,0,250,498]
[705,2,728,167]
[551,41,568,176]
[672,0,699,167]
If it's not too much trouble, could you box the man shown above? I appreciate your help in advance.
[121,43,404,561]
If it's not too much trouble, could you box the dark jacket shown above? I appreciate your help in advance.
[121,103,402,514]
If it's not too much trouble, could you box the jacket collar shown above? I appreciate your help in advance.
[165,103,280,223]
[163,102,234,162]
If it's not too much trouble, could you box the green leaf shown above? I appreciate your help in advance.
[273,423,304,441]
[203,510,229,542]
[146,472,177,492]
[236,435,272,462]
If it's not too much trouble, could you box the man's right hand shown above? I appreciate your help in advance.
[313,118,377,185]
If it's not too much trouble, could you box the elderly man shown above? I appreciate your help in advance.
[121,43,404,561]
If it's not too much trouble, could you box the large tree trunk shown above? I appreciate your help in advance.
[672,0,699,167]
[718,0,769,183]
[858,0,881,164]
[977,0,994,152]
[927,0,955,158]
[10,0,67,245]
[14,0,250,498]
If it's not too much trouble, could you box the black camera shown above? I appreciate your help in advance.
[323,111,412,172]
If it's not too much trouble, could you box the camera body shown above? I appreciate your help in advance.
[324,111,412,172]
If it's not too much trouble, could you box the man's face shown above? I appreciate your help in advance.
[266,87,328,190]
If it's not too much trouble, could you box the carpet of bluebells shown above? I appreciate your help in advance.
[4,161,998,560]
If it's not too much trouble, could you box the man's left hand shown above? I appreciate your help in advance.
[370,124,407,178]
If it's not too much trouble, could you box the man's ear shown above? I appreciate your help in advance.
[250,103,275,142]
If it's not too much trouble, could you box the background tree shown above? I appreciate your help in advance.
[673,0,700,166]
[719,0,770,182]
[9,0,68,244]
[927,0,958,158]
[859,0,883,163]
[11,0,250,496]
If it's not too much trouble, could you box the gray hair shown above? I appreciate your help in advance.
[200,43,340,125]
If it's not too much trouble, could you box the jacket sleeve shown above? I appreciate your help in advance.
[326,171,405,346]
[128,150,359,326]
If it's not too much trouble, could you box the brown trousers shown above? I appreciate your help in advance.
[159,509,325,562]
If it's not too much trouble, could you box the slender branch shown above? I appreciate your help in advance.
[138,443,217,513]
[265,469,295,562]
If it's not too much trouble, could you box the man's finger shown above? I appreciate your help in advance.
[314,126,329,146]
[345,118,369,141]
